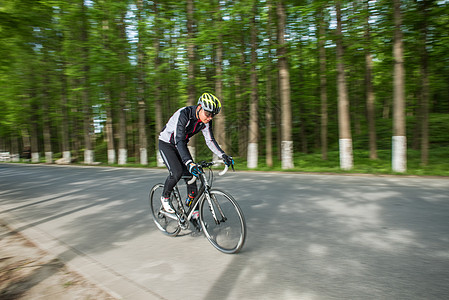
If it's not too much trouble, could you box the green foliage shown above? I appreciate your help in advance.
[0,0,448,176]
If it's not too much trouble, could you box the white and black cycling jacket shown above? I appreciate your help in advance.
[158,105,225,165]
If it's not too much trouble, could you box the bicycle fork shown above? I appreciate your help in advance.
[204,190,227,225]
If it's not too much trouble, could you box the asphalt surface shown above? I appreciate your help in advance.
[1,163,449,300]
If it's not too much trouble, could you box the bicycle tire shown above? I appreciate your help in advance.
[199,189,246,254]
[149,183,181,236]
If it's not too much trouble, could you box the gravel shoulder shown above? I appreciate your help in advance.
[0,221,116,300]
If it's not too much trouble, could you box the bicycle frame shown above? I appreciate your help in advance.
[172,163,228,229]
[150,160,246,253]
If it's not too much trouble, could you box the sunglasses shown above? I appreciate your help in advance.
[204,111,215,118]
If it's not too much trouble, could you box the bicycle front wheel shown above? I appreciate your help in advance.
[149,184,181,236]
[199,190,246,254]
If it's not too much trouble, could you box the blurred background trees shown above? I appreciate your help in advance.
[0,0,448,172]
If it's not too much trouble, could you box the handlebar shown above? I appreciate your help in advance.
[187,161,230,185]
[218,164,229,176]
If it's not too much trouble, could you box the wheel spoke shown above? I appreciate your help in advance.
[149,184,181,236]
[200,190,246,254]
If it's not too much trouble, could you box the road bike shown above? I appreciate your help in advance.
[149,161,246,254]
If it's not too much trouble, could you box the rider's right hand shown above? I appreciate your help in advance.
[187,162,201,177]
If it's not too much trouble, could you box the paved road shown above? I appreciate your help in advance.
[1,163,449,300]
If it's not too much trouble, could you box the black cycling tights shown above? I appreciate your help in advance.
[159,140,198,199]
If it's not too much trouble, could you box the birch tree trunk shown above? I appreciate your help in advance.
[153,1,164,167]
[248,1,259,169]
[118,12,128,165]
[42,61,53,163]
[11,135,20,162]
[105,87,115,164]
[137,0,147,165]
[99,10,115,165]
[336,1,353,170]
[419,0,430,166]
[42,92,52,163]
[265,0,274,168]
[81,0,94,164]
[277,0,294,169]
[21,128,31,161]
[237,32,248,159]
[318,5,328,161]
[213,1,227,160]
[392,0,407,172]
[187,0,197,161]
[60,60,71,164]
[30,95,40,163]
[365,0,377,160]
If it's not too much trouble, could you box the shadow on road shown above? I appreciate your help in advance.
[1,164,449,299]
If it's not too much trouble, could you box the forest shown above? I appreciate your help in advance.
[0,0,448,175]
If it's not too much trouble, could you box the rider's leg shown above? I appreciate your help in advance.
[184,169,198,205]
[159,141,184,212]
[184,175,199,219]
[185,178,200,228]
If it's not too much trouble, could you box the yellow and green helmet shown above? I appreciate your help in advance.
[198,92,221,115]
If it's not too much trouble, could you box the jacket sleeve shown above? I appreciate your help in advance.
[202,122,225,158]
[173,109,194,165]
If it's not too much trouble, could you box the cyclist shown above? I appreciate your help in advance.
[158,92,234,218]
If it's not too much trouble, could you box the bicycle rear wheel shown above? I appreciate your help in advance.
[199,190,246,254]
[149,184,181,236]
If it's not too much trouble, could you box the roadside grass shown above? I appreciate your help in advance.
[10,146,448,177]
[232,147,449,177]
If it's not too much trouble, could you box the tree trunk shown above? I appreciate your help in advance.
[81,0,93,164]
[248,1,259,169]
[60,61,71,164]
[118,12,128,165]
[275,77,281,161]
[187,0,196,106]
[71,81,82,161]
[237,29,248,159]
[336,0,353,170]
[277,0,294,169]
[11,135,20,162]
[392,0,407,173]
[186,0,197,160]
[21,128,31,160]
[297,44,307,154]
[299,101,308,154]
[105,87,115,164]
[137,0,147,165]
[213,1,227,158]
[153,1,164,167]
[42,87,52,163]
[100,10,115,165]
[118,82,127,165]
[419,0,430,166]
[30,96,40,163]
[318,5,328,161]
[42,56,52,163]
[365,0,377,160]
[265,0,274,168]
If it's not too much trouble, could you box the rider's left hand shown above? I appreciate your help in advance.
[222,154,234,167]
[187,162,201,177]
